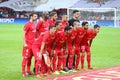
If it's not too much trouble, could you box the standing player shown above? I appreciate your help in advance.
[68,10,80,26]
[68,10,80,68]
[47,11,58,26]
[55,26,72,73]
[22,13,38,77]
[52,21,62,74]
[67,21,78,70]
[32,26,56,78]
[36,12,49,37]
[52,26,73,74]
[81,24,100,70]
[61,14,69,31]
[74,22,88,70]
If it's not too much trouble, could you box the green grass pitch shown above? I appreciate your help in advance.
[0,24,120,80]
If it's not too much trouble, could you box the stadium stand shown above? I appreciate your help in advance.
[0,0,8,3]
[72,0,120,9]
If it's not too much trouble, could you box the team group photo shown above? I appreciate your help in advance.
[0,0,120,80]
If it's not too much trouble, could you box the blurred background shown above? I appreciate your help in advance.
[0,0,120,27]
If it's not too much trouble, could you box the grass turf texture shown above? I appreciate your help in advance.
[0,24,120,80]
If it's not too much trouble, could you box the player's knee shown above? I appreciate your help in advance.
[87,52,91,55]
[81,53,85,56]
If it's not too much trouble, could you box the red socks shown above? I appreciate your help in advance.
[22,58,27,74]
[27,57,32,73]
[75,55,80,68]
[87,55,91,68]
[68,55,74,68]
[52,54,57,72]
[58,56,63,71]
[81,55,85,69]
[35,60,41,75]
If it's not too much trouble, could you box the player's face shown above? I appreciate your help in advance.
[76,22,80,29]
[45,13,49,19]
[62,15,68,21]
[74,12,80,19]
[84,23,88,30]
[67,29,72,34]
[95,27,100,33]
[57,23,62,30]
[51,27,56,34]
[32,14,38,21]
[53,14,58,20]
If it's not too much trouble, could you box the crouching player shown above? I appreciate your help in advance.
[53,26,72,74]
[21,13,38,77]
[32,26,56,78]
[81,24,100,70]
[74,22,88,70]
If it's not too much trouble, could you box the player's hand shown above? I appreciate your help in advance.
[61,48,64,52]
[35,38,38,40]
[40,32,44,36]
[24,43,28,47]
[65,49,68,54]
[37,52,42,60]
[51,50,55,57]
[73,46,75,50]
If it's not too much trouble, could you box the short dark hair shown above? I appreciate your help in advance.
[73,10,79,14]
[29,12,37,17]
[82,22,88,26]
[49,26,55,30]
[49,11,57,17]
[94,24,100,29]
[42,12,49,17]
[55,21,61,27]
[64,26,72,31]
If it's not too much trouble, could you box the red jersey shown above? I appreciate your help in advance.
[47,19,56,26]
[24,21,36,48]
[61,21,69,31]
[43,31,56,48]
[33,31,56,48]
[67,29,78,47]
[33,35,43,47]
[36,20,49,36]
[75,27,86,45]
[81,29,97,45]
[54,31,68,49]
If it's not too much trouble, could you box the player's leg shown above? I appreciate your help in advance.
[40,56,47,76]
[35,59,41,78]
[52,50,58,72]
[68,48,74,69]
[32,46,41,78]
[21,47,29,77]
[22,57,27,77]
[62,52,68,72]
[86,46,93,69]
[26,48,33,75]
[58,51,64,72]
[46,49,52,75]
[75,47,81,70]
[81,45,86,70]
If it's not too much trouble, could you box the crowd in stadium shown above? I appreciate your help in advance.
[0,0,8,3]
[21,10,100,78]
[0,7,114,21]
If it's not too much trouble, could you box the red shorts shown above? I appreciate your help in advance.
[32,45,47,59]
[68,47,75,55]
[22,47,33,57]
[32,45,40,60]
[81,45,90,53]
[75,46,81,55]
[55,48,64,56]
